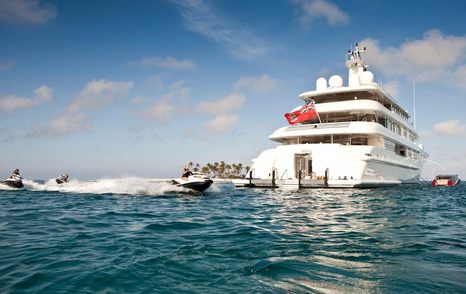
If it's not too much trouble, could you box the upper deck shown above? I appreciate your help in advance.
[274,44,425,155]
[296,43,410,123]
[299,84,410,121]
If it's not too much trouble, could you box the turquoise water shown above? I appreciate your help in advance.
[1,179,465,293]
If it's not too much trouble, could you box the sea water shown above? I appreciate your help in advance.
[1,179,465,293]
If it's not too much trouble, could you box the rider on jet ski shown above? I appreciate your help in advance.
[181,164,193,180]
[58,173,69,182]
[10,169,21,180]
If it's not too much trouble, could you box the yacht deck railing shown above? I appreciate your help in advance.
[285,122,350,131]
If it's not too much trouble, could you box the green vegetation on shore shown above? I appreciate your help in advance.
[186,161,250,178]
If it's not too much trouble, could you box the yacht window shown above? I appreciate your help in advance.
[395,143,407,157]
[377,117,387,127]
[384,139,396,152]
[351,136,368,145]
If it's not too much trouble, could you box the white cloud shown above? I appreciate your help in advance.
[292,0,349,27]
[234,74,279,94]
[204,114,239,134]
[197,93,245,115]
[144,81,190,122]
[34,85,53,102]
[131,96,146,105]
[144,98,176,123]
[0,85,52,113]
[0,96,32,112]
[32,112,91,138]
[0,0,56,25]
[140,56,196,70]
[146,73,169,89]
[169,0,269,60]
[30,79,133,138]
[68,79,134,113]
[433,120,466,137]
[380,80,400,98]
[361,30,466,82]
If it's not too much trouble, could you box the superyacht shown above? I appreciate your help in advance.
[234,44,428,188]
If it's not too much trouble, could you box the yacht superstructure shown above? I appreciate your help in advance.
[235,44,428,188]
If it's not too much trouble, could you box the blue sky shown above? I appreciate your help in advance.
[1,0,466,179]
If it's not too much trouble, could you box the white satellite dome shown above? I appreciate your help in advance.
[328,75,343,88]
[316,77,327,91]
[360,71,374,84]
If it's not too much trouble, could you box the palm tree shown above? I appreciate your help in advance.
[244,166,251,176]
[197,162,250,178]
[237,163,243,176]
[218,161,225,177]
[213,162,219,177]
[231,163,237,177]
[225,164,232,177]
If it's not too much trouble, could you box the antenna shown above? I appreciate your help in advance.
[413,79,416,129]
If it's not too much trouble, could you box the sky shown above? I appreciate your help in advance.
[1,0,466,180]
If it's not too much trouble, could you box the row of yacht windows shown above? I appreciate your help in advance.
[384,138,420,158]
[284,134,368,145]
[313,91,409,121]
[306,111,417,142]
[381,102,409,121]
[283,134,420,158]
[377,117,416,142]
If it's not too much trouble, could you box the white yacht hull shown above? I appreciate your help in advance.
[235,143,424,188]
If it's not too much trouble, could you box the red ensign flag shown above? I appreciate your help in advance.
[284,102,317,125]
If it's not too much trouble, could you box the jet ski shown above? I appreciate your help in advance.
[1,177,24,189]
[171,173,213,192]
[55,174,69,184]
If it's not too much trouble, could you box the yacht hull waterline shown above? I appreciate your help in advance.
[234,44,427,189]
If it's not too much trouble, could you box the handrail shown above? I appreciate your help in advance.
[248,168,255,188]
[272,168,277,188]
[324,168,329,187]
[280,169,288,180]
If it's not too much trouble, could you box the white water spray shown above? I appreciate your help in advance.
[15,177,214,196]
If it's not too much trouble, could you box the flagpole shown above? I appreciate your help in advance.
[413,79,416,130]
[311,98,322,123]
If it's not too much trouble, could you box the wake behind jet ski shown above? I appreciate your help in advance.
[170,165,213,192]
[1,169,24,189]
[56,173,69,184]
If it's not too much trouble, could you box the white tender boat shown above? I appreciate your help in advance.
[234,44,428,188]
[432,174,460,187]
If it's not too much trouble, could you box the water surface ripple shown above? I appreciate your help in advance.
[1,181,465,293]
